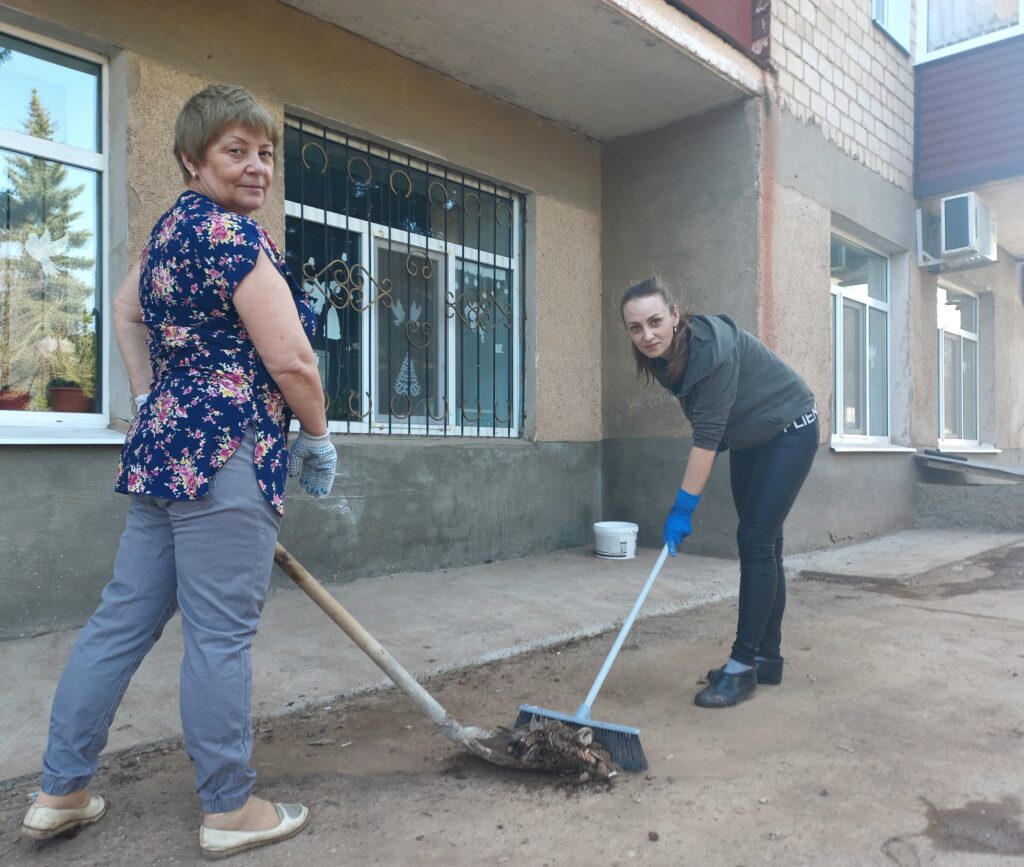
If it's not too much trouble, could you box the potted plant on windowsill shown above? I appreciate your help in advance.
[43,333,95,414]
[0,385,31,410]
[46,376,93,413]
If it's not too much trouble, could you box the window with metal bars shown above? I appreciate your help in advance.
[283,117,524,437]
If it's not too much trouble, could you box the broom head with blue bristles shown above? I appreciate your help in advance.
[514,703,647,771]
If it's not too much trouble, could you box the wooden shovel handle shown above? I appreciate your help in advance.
[272,543,526,768]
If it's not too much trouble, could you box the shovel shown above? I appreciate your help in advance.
[272,543,529,770]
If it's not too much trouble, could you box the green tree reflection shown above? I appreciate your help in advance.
[1,88,96,410]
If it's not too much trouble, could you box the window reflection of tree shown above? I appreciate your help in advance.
[2,90,96,410]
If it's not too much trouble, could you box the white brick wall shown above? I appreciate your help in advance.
[772,0,916,191]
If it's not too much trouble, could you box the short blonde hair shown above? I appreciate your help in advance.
[173,84,278,183]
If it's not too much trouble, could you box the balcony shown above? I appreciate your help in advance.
[279,0,763,140]
[665,0,770,63]
[916,33,1024,258]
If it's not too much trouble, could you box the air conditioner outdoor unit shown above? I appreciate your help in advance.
[940,192,997,266]
[916,193,997,271]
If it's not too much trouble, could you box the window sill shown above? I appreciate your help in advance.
[0,425,126,445]
[830,441,917,453]
[935,443,1001,455]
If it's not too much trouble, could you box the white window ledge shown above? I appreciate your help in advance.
[830,441,917,453]
[0,426,126,445]
[935,443,1001,455]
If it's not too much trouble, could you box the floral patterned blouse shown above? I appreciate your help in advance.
[115,190,315,514]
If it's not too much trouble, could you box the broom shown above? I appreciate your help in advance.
[515,544,670,771]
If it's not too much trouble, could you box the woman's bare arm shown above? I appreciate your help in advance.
[112,263,153,399]
[233,250,328,436]
[680,445,717,495]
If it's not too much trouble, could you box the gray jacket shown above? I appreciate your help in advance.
[654,315,815,451]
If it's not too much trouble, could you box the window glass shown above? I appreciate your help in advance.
[942,333,960,438]
[868,306,888,437]
[937,285,980,442]
[284,216,363,421]
[284,124,513,257]
[284,116,523,437]
[962,339,978,440]
[454,262,514,431]
[375,244,445,426]
[873,0,912,52]
[962,338,978,440]
[0,33,100,152]
[842,298,865,435]
[1,34,103,419]
[938,286,978,334]
[831,237,887,302]
[927,0,1019,52]
[0,149,100,412]
[867,255,888,303]
[832,234,889,440]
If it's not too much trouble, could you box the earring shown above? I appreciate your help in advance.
[191,170,198,179]
[672,324,678,334]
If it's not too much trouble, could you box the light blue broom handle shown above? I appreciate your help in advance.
[575,544,670,721]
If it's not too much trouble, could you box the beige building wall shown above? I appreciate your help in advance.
[771,0,916,191]
[763,182,833,436]
[5,0,603,442]
[990,256,1024,453]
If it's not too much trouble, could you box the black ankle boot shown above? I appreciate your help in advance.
[706,656,783,686]
[694,668,757,708]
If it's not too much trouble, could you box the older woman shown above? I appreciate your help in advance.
[621,276,817,709]
[22,85,335,859]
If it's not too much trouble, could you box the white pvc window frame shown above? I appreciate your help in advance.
[830,231,893,448]
[936,283,980,447]
[916,0,1024,63]
[0,25,110,433]
[872,0,912,54]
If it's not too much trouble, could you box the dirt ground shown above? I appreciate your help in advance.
[2,544,1023,866]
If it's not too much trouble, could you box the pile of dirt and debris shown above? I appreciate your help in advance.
[505,720,617,783]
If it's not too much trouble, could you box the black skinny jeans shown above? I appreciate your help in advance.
[727,418,818,665]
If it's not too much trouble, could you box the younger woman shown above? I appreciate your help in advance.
[621,277,817,708]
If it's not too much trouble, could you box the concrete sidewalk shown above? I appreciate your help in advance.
[2,528,1019,783]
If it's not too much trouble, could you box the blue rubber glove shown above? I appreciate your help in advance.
[288,429,337,497]
[663,489,701,557]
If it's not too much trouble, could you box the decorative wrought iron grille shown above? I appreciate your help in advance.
[283,117,524,437]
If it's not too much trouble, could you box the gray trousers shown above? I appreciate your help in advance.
[41,428,281,813]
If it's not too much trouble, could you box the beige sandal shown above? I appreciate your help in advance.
[199,802,309,860]
[22,795,108,840]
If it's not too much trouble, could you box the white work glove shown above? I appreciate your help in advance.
[288,429,337,497]
[129,393,150,422]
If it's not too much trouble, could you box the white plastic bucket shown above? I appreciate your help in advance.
[593,521,639,560]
